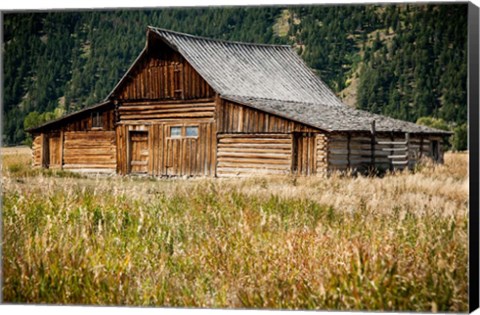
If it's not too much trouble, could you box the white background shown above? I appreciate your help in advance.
[1,0,479,314]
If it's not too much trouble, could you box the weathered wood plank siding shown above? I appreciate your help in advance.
[216,134,292,177]
[292,133,317,176]
[217,99,318,133]
[60,108,115,132]
[161,122,216,176]
[116,122,216,176]
[116,125,128,175]
[216,99,326,177]
[111,39,218,177]
[116,44,215,101]
[63,131,116,172]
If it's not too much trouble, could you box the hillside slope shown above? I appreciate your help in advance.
[3,4,467,146]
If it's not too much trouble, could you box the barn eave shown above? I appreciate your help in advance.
[26,101,112,133]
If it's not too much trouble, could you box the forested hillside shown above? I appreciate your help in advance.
[3,4,468,148]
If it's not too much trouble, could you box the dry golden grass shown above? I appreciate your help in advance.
[1,146,33,174]
[2,149,468,311]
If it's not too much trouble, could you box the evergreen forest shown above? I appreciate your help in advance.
[2,4,468,149]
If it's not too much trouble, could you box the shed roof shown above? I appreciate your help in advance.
[26,101,112,132]
[223,95,451,135]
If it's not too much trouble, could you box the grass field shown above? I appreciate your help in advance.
[1,147,468,311]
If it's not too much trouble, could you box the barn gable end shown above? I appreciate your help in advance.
[112,33,218,176]
[111,34,215,101]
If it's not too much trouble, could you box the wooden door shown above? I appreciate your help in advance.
[48,134,62,169]
[129,131,149,174]
[292,133,316,176]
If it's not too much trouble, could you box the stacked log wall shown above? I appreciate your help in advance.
[32,134,43,167]
[63,131,116,172]
[118,100,215,122]
[216,134,292,177]
[316,133,328,174]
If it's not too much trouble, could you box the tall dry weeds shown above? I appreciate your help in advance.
[1,150,468,311]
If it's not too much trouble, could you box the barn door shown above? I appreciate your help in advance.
[129,131,149,174]
[292,132,316,176]
[164,125,199,176]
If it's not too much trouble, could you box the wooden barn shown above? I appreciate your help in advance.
[27,27,450,177]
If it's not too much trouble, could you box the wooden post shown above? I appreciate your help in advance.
[291,133,298,175]
[390,131,394,171]
[60,130,64,169]
[347,133,351,169]
[419,134,424,159]
[405,133,410,170]
[371,120,376,169]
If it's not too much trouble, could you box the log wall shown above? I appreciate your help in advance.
[118,100,215,122]
[32,134,42,167]
[216,134,292,177]
[316,133,328,174]
[217,99,318,134]
[63,131,116,172]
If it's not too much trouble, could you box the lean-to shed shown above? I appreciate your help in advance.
[27,27,450,177]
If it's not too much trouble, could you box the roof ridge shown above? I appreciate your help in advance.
[148,26,293,48]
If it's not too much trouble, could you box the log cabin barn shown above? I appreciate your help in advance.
[27,27,450,177]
